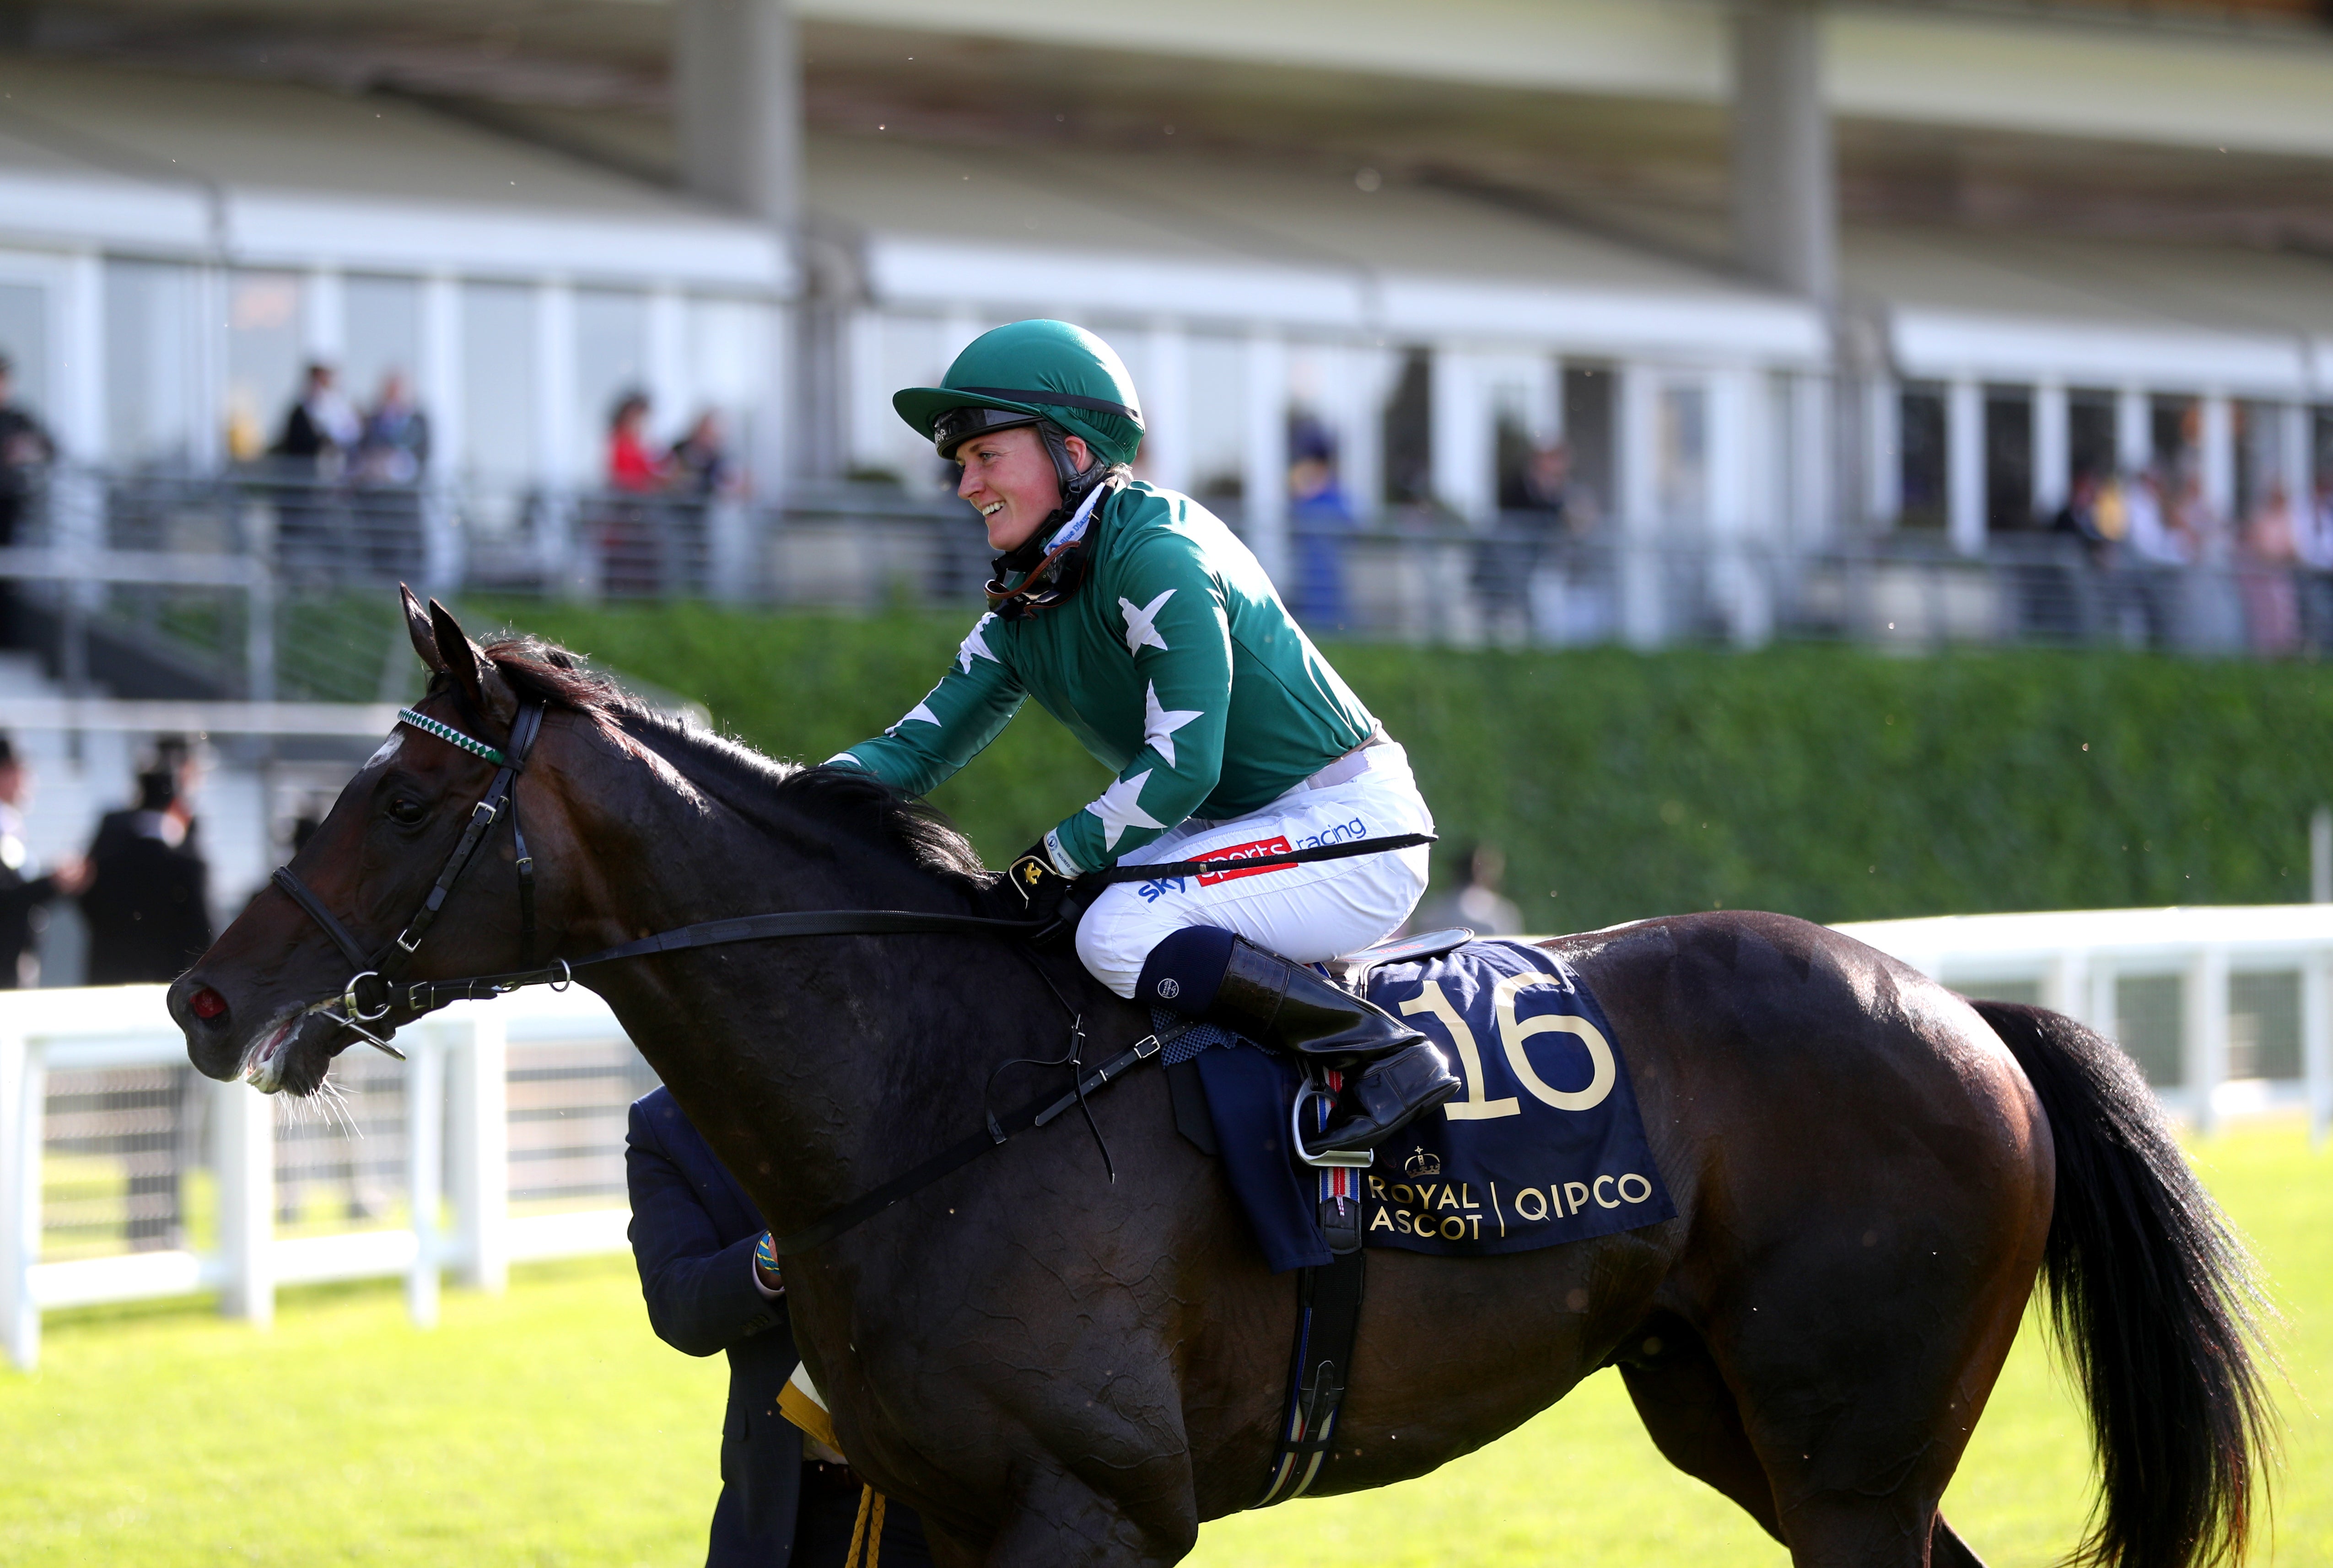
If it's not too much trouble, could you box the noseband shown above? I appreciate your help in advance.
[270,701,548,1058]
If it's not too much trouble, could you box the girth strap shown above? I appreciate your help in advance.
[1256,1246,1367,1508]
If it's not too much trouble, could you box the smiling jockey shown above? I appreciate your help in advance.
[830,319,1458,1155]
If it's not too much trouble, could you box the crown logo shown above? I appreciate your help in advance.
[1403,1146,1441,1177]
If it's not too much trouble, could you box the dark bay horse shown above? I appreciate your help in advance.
[170,598,2271,1568]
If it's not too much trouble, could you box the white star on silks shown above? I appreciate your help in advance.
[884,697,942,736]
[1142,682,1204,770]
[1118,589,1175,655]
[956,613,1000,674]
[1085,769,1166,850]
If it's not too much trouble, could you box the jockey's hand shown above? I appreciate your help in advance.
[1007,841,1075,924]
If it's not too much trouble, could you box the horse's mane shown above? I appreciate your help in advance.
[450,633,993,888]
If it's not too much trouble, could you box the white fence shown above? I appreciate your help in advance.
[1837,903,2333,1141]
[4,902,2327,1370]
[0,983,645,1371]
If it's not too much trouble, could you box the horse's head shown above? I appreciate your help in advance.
[171,590,592,1094]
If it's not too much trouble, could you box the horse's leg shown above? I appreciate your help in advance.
[1613,1318,1783,1544]
[975,1461,1194,1568]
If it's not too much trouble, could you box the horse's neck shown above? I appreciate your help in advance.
[575,779,1071,1239]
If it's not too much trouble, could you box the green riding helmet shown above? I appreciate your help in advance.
[894,319,1145,467]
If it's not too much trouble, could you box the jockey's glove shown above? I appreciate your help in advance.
[1008,840,1077,922]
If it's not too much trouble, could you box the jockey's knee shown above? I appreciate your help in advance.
[1073,891,1152,999]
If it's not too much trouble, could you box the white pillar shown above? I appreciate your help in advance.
[1241,328,1289,586]
[2116,384,2151,472]
[1143,319,1191,496]
[0,1025,38,1369]
[2200,392,2235,521]
[1340,344,1395,526]
[2282,402,2312,511]
[534,281,584,595]
[215,1079,275,1328]
[419,274,464,478]
[842,307,890,476]
[405,1036,444,1330]
[1866,373,1901,526]
[1708,367,1770,647]
[302,267,345,366]
[647,286,690,446]
[1430,345,1493,523]
[1617,362,1664,648]
[1946,376,1985,556]
[452,1013,509,1293]
[56,250,104,462]
[2184,946,2230,1135]
[1730,0,1836,304]
[676,0,800,231]
[192,264,226,472]
[1791,371,1832,545]
[2033,380,2069,515]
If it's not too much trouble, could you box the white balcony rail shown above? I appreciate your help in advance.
[1,983,645,1371]
[5,903,2327,1370]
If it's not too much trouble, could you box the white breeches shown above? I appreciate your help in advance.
[1074,742,1434,999]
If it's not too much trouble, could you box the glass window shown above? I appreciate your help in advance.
[343,274,421,420]
[226,271,304,463]
[1655,381,1707,527]
[104,260,200,466]
[0,281,48,422]
[462,282,536,485]
[1898,383,1945,530]
[576,289,648,484]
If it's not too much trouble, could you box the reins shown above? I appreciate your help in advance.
[270,697,1432,1251]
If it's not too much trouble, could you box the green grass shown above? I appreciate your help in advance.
[2,1132,2325,1566]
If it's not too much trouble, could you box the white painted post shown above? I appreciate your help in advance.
[2115,385,2151,473]
[2033,380,2069,517]
[452,1013,510,1294]
[2199,392,2235,523]
[1,1026,39,1370]
[1241,328,1289,588]
[215,1079,275,1328]
[2184,947,2230,1135]
[406,1035,444,1329]
[1946,376,1985,557]
[1143,319,1191,497]
[2044,948,2091,1026]
[2304,950,2332,1149]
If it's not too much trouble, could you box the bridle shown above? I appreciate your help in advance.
[269,699,548,1059]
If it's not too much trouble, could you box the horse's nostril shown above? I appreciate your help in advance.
[190,986,229,1021]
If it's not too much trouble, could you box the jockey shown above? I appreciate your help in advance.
[830,320,1458,1155]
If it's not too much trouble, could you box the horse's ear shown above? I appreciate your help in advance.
[427,598,519,725]
[402,585,447,675]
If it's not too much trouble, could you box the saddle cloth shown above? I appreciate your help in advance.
[1169,938,1675,1273]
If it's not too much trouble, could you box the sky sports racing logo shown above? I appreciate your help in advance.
[1193,835,1294,886]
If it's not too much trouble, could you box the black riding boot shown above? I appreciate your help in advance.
[1209,936,1460,1155]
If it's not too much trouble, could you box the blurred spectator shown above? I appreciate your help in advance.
[1499,439,1572,518]
[1287,417,1354,627]
[0,734,88,988]
[2239,481,2299,655]
[2122,468,2188,566]
[608,391,666,493]
[669,409,738,498]
[0,351,54,650]
[354,371,430,582]
[1414,842,1524,937]
[1481,438,1578,641]
[356,371,430,484]
[2301,476,2333,651]
[272,361,361,472]
[79,736,213,985]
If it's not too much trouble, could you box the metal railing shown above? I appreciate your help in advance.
[4,466,2329,704]
[0,983,650,1371]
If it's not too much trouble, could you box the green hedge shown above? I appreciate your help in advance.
[469,600,2333,932]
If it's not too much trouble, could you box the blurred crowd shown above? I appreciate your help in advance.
[0,731,213,990]
[2052,462,2333,655]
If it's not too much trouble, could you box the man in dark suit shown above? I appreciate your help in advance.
[626,1086,932,1568]
[78,740,212,986]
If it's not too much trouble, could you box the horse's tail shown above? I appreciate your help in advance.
[1968,999,2275,1568]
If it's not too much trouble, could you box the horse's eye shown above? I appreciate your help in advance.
[386,798,428,826]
